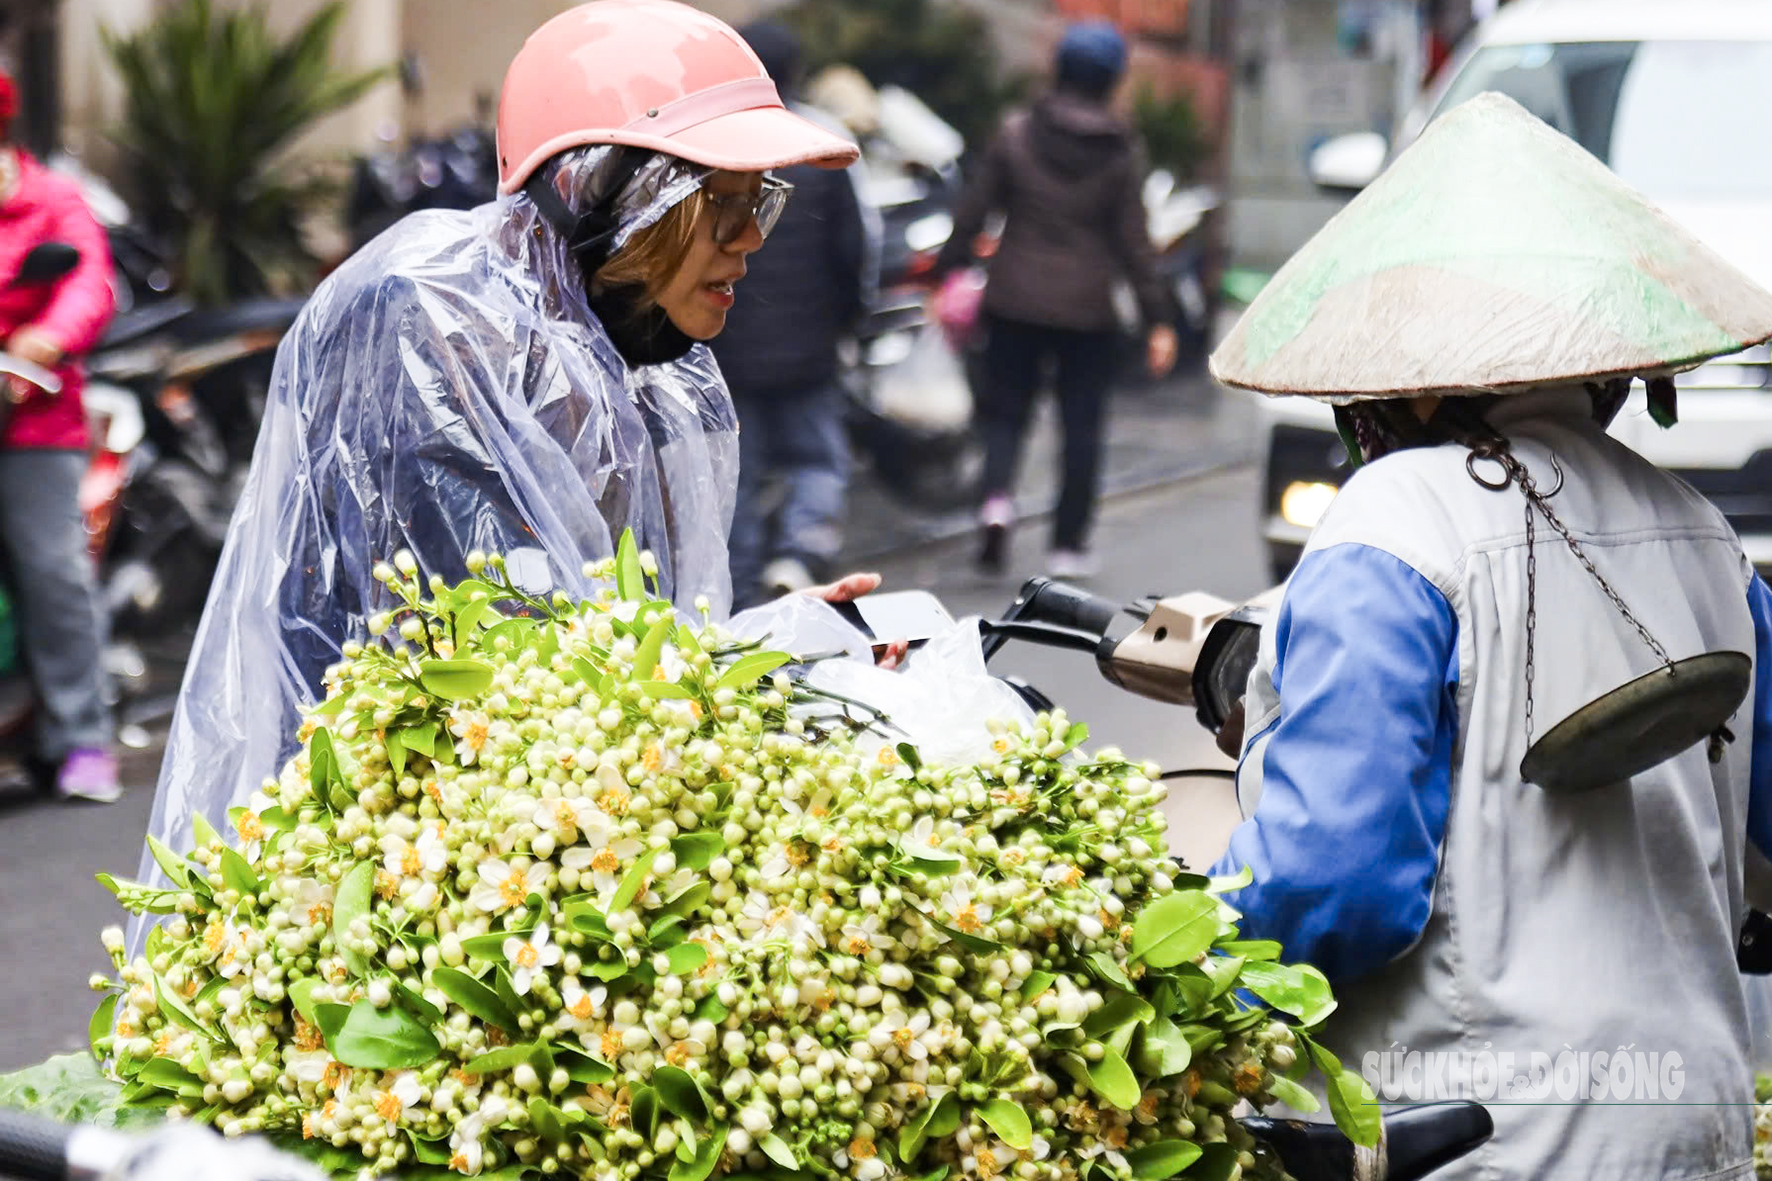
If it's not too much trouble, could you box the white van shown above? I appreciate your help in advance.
[1254,0,1772,580]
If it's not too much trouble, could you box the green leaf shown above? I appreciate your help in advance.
[399,721,439,760]
[309,727,341,806]
[153,973,218,1042]
[411,1136,453,1166]
[1238,961,1338,1026]
[136,1057,204,1096]
[1129,891,1219,968]
[633,616,674,682]
[329,1000,439,1069]
[975,1098,1031,1150]
[669,1122,726,1181]
[670,832,725,871]
[1199,955,1246,1002]
[695,995,729,1024]
[190,813,221,850]
[899,1091,959,1163]
[493,966,526,1025]
[455,594,494,647]
[483,618,537,654]
[930,916,1002,952]
[219,848,260,897]
[895,742,922,771]
[529,1096,567,1143]
[88,994,118,1060]
[652,1065,709,1121]
[1215,939,1281,960]
[398,981,444,1026]
[554,1045,616,1084]
[666,942,709,976]
[1083,991,1155,1037]
[332,861,375,977]
[588,958,629,982]
[1207,864,1254,893]
[1183,1143,1241,1181]
[630,1084,660,1137]
[386,730,407,778]
[1087,951,1134,992]
[1085,1046,1140,1110]
[144,835,192,890]
[1062,720,1090,752]
[1303,1035,1380,1147]
[659,881,711,923]
[460,931,530,962]
[288,977,322,1026]
[430,967,519,1031]
[1122,1141,1202,1180]
[1134,1017,1192,1078]
[1020,971,1058,1001]
[1265,1074,1322,1113]
[610,845,661,914]
[642,680,697,700]
[760,1132,800,1171]
[615,530,644,600]
[717,651,792,690]
[418,659,495,700]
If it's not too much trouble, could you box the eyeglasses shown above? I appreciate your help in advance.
[706,176,794,246]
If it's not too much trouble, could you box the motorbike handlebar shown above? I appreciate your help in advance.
[983,577,1125,661]
[0,1108,78,1181]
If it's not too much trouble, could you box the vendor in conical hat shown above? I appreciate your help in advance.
[1207,92,1772,1178]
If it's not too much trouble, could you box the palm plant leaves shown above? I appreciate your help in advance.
[102,0,389,304]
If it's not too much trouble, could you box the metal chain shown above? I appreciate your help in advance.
[1468,443,1676,746]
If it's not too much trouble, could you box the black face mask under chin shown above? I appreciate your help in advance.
[524,151,698,368]
[589,283,697,367]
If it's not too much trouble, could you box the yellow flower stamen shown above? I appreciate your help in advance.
[848,1138,877,1160]
[236,812,265,844]
[375,1090,403,1122]
[516,943,539,969]
[376,870,400,900]
[953,904,983,933]
[600,787,630,815]
[402,846,422,876]
[643,743,664,772]
[601,1029,623,1060]
[294,1014,324,1052]
[498,868,528,908]
[590,848,619,874]
[570,994,595,1020]
[449,1153,471,1173]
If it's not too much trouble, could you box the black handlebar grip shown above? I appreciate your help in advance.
[0,1108,74,1181]
[1020,579,1121,637]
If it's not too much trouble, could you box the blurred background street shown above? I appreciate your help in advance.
[7,0,1772,1098]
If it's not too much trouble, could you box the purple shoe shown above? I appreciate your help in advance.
[57,748,122,803]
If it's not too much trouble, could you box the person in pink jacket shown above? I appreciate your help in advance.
[0,67,119,801]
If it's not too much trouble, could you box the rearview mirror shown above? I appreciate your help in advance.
[1308,131,1388,193]
[13,243,80,286]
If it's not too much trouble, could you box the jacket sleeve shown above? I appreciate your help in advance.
[1111,140,1175,330]
[1210,543,1460,984]
[932,120,1011,280]
[26,179,115,355]
[1746,575,1772,865]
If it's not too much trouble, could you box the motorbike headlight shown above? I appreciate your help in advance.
[1279,480,1339,529]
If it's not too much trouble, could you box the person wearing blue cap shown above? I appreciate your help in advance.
[934,20,1178,578]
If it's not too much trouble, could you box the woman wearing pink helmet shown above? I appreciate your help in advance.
[134,0,884,894]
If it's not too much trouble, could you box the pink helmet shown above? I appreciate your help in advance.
[496,0,860,195]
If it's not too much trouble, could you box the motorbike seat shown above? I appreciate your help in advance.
[96,299,193,351]
[1242,1102,1492,1181]
[169,297,307,341]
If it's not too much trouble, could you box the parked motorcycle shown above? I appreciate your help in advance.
[346,119,499,253]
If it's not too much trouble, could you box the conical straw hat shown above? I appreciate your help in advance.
[1209,92,1772,402]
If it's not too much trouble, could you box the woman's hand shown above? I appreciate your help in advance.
[805,572,909,670]
[6,325,63,401]
[1147,323,1179,379]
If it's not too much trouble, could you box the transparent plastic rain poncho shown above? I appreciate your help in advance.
[132,146,748,911]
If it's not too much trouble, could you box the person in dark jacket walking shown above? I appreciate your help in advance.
[713,21,880,608]
[935,21,1177,578]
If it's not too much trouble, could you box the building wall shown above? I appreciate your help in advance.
[1224,0,1422,272]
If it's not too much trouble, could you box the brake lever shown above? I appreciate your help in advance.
[976,619,1103,656]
